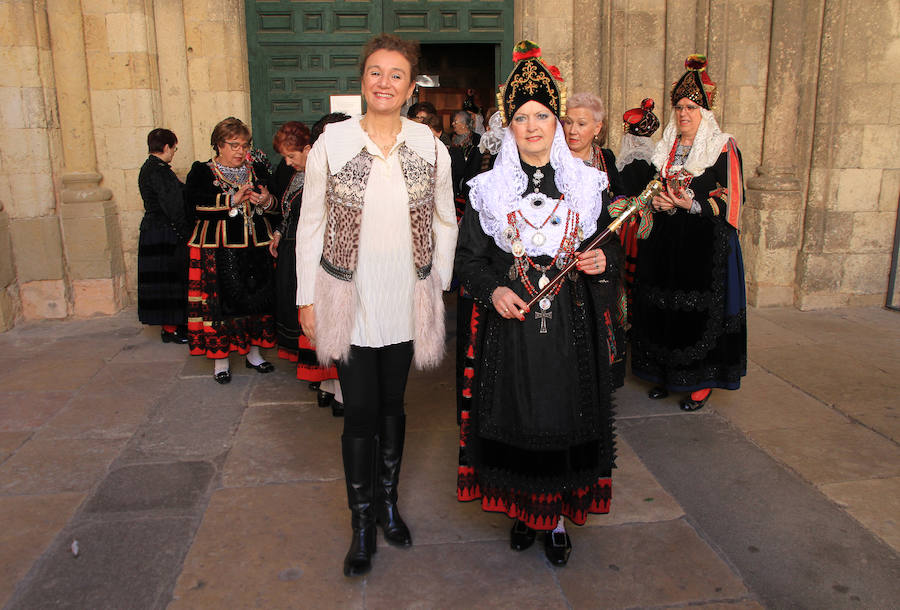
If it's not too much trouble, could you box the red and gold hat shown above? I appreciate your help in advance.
[622,98,660,137]
[670,55,717,110]
[497,41,566,126]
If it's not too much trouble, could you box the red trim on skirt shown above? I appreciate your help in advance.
[274,311,338,381]
[187,246,275,359]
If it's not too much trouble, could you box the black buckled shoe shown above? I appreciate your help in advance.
[309,381,321,392]
[510,520,536,551]
[213,370,232,384]
[318,390,333,408]
[679,391,711,412]
[245,359,274,373]
[648,386,669,399]
[543,531,572,566]
[332,401,344,417]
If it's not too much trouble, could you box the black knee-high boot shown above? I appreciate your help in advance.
[376,415,412,546]
[342,435,377,576]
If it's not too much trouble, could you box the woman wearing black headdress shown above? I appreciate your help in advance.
[455,41,621,566]
[631,55,747,411]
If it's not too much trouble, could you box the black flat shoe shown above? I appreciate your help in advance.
[510,520,536,551]
[161,330,189,344]
[648,386,669,400]
[318,390,333,407]
[245,359,274,373]
[332,400,344,417]
[308,381,320,392]
[679,392,711,412]
[543,531,572,566]
[214,370,231,384]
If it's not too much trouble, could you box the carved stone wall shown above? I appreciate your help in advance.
[1,0,898,329]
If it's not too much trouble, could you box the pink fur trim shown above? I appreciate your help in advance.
[413,272,446,369]
[313,267,355,365]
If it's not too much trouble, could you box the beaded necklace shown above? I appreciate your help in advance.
[504,195,581,314]
[210,160,256,195]
[660,136,693,190]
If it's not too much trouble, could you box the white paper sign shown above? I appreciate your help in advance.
[330,95,362,116]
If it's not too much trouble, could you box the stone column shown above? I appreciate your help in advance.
[154,0,195,174]
[742,0,809,307]
[47,0,125,316]
[0,202,23,331]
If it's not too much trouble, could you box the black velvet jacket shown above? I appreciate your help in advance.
[185,160,276,248]
[138,155,191,239]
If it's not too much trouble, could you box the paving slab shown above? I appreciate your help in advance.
[222,403,343,487]
[597,438,684,526]
[0,390,73,431]
[749,420,900,485]
[246,365,319,406]
[819,476,900,552]
[710,362,850,432]
[366,539,568,609]
[0,358,105,391]
[619,413,900,608]
[170,483,363,609]
[0,438,126,494]
[745,309,817,351]
[0,492,84,607]
[109,327,194,363]
[405,355,459,432]
[615,375,689,419]
[35,362,182,440]
[0,431,30,463]
[851,407,900,442]
[118,376,250,463]
[555,520,751,608]
[5,517,196,610]
[392,426,510,546]
[751,343,900,409]
[82,461,216,515]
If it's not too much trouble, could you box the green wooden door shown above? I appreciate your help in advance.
[245,0,513,159]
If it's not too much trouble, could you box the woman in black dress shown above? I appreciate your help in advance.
[137,128,191,343]
[185,117,278,383]
[631,55,747,411]
[269,120,343,415]
[455,41,621,566]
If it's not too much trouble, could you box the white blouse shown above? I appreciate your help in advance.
[296,116,457,348]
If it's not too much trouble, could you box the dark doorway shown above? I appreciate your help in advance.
[417,43,497,132]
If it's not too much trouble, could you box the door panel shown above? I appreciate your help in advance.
[246,0,512,159]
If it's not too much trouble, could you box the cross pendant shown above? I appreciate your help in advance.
[535,310,552,334]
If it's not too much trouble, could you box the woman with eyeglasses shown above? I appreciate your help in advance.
[185,117,278,383]
[631,56,747,411]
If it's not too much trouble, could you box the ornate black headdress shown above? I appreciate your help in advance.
[497,41,566,126]
[622,98,660,137]
[670,55,717,110]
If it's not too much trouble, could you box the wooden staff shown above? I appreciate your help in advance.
[520,179,662,313]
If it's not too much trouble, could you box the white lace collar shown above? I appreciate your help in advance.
[323,116,436,175]
[616,133,656,171]
[651,108,732,176]
[467,121,609,256]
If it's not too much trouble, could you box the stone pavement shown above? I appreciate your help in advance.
[0,303,898,609]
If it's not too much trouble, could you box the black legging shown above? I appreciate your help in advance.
[337,342,414,438]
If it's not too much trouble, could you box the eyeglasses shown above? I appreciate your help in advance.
[673,104,701,113]
[224,141,251,151]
